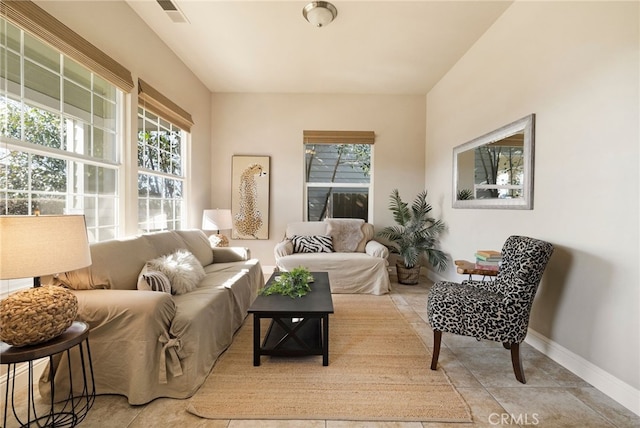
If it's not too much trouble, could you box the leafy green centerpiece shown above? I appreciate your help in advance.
[260,266,313,298]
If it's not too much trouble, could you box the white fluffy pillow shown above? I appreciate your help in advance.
[146,249,205,295]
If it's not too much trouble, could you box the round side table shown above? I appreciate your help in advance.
[1,321,95,427]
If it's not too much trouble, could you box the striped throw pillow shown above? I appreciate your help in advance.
[291,235,334,253]
[137,265,172,293]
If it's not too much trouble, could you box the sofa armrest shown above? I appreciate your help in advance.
[212,246,251,262]
[72,289,176,334]
[365,240,389,259]
[274,239,293,259]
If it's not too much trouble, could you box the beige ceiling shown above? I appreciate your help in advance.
[126,1,513,95]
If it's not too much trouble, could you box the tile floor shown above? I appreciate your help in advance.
[4,275,639,427]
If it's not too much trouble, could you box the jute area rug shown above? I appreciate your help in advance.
[187,294,471,422]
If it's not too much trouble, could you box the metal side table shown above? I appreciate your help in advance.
[1,321,95,427]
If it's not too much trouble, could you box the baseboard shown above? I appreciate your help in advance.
[0,359,48,395]
[424,267,639,417]
[525,328,640,416]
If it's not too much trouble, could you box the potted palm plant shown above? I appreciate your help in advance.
[378,189,448,284]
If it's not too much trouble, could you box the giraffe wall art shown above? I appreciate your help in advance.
[231,155,270,239]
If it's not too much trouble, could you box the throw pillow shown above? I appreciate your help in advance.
[137,265,172,293]
[291,235,334,253]
[146,249,206,295]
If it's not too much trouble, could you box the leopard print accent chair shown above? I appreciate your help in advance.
[427,235,554,383]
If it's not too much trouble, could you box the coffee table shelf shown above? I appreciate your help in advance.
[262,317,322,354]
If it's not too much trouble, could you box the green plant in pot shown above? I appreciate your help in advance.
[260,266,313,298]
[378,189,448,285]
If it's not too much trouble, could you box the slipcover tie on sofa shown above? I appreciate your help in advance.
[159,332,183,383]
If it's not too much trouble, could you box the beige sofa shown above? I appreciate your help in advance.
[40,229,263,405]
[274,220,390,295]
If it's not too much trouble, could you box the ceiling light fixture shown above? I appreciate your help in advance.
[302,1,338,28]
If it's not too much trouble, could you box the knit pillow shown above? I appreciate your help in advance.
[137,265,171,293]
[146,249,205,295]
[291,235,334,253]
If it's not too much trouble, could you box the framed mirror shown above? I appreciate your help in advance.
[453,114,535,209]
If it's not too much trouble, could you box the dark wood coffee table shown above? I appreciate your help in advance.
[248,271,334,366]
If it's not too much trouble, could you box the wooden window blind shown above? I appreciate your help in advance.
[138,79,193,132]
[0,0,134,92]
[303,130,375,144]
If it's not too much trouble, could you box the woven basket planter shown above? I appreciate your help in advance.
[396,263,421,285]
[0,285,78,347]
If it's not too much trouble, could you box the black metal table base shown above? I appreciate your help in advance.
[2,323,96,428]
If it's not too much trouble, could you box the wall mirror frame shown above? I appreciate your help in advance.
[453,114,535,210]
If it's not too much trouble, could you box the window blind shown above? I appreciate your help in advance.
[0,0,134,92]
[138,79,194,132]
[303,130,375,144]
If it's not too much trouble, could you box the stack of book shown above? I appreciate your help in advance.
[475,250,502,271]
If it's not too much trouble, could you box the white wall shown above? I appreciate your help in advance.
[36,1,212,233]
[425,0,639,412]
[210,93,426,266]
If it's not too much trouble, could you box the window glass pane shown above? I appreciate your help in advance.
[149,175,162,198]
[64,117,91,155]
[148,146,159,170]
[23,103,62,148]
[31,155,66,192]
[0,98,22,139]
[93,74,116,101]
[1,47,21,96]
[1,192,28,215]
[93,95,116,130]
[138,173,148,197]
[159,117,171,131]
[33,194,65,215]
[171,154,181,176]
[93,127,117,161]
[24,60,60,109]
[307,187,369,221]
[98,167,117,194]
[97,196,116,226]
[63,57,91,89]
[170,131,181,155]
[84,164,97,192]
[24,33,59,71]
[0,21,21,52]
[64,79,91,121]
[305,144,371,184]
[0,150,28,190]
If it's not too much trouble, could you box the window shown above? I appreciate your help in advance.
[137,107,186,232]
[0,18,122,239]
[1,15,126,293]
[303,131,374,221]
[137,79,192,233]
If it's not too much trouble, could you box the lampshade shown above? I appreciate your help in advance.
[302,1,337,28]
[0,215,92,280]
[202,209,233,231]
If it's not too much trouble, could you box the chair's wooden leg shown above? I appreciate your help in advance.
[510,342,526,384]
[430,330,442,370]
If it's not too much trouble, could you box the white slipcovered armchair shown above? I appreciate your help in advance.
[274,219,390,295]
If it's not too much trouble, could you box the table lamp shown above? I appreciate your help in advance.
[202,209,233,247]
[0,214,92,347]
